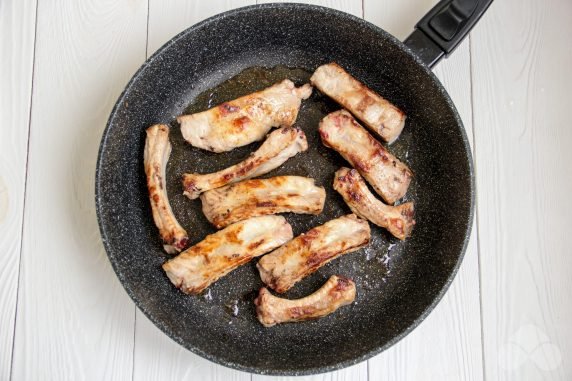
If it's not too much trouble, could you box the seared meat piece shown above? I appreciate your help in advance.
[334,167,415,240]
[257,214,370,293]
[319,110,412,204]
[201,176,326,228]
[255,275,356,327]
[182,127,308,199]
[311,62,406,143]
[144,124,188,254]
[178,80,312,152]
[163,216,293,295]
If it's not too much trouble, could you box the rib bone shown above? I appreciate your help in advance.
[311,62,406,143]
[257,214,370,293]
[144,124,188,254]
[334,167,415,240]
[319,110,412,204]
[163,215,293,295]
[178,80,312,152]
[182,126,308,199]
[201,176,326,228]
[255,275,356,327]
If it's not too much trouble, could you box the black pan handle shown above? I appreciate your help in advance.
[404,0,493,68]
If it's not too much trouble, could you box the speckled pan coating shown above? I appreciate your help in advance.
[95,3,475,376]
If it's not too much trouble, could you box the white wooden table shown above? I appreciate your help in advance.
[1,0,571,379]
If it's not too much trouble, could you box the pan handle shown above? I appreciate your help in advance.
[404,0,494,69]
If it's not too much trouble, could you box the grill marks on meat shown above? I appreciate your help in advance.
[311,62,406,143]
[319,110,412,204]
[144,124,189,254]
[254,275,356,327]
[334,167,415,240]
[162,216,293,295]
[257,214,370,293]
[178,80,312,153]
[200,176,326,228]
[182,127,308,199]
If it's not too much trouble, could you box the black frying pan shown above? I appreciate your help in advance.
[96,1,492,375]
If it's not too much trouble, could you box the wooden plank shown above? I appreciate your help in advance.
[253,2,366,381]
[365,1,484,380]
[134,2,254,381]
[256,0,362,18]
[138,309,365,381]
[471,0,572,379]
[10,0,148,379]
[364,0,435,41]
[253,363,367,381]
[135,314,252,381]
[147,0,257,55]
[0,0,37,379]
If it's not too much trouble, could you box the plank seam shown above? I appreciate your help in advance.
[145,0,150,59]
[9,0,40,380]
[469,34,487,381]
[131,311,137,381]
[131,1,151,379]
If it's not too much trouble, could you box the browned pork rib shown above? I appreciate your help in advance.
[311,62,406,143]
[178,80,312,153]
[144,124,188,254]
[334,167,415,240]
[257,214,370,293]
[182,127,308,200]
[201,176,326,228]
[319,110,412,204]
[255,275,356,327]
[163,215,293,295]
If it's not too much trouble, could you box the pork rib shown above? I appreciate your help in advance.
[201,176,326,228]
[163,215,293,295]
[144,124,188,254]
[257,214,370,293]
[334,167,415,240]
[311,62,406,143]
[182,126,308,199]
[178,80,312,153]
[319,110,412,204]
[255,275,356,327]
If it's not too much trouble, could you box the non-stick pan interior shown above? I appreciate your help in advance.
[96,4,473,375]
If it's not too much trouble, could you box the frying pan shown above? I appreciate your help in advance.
[96,0,492,375]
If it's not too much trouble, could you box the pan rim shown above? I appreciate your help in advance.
[95,2,476,376]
